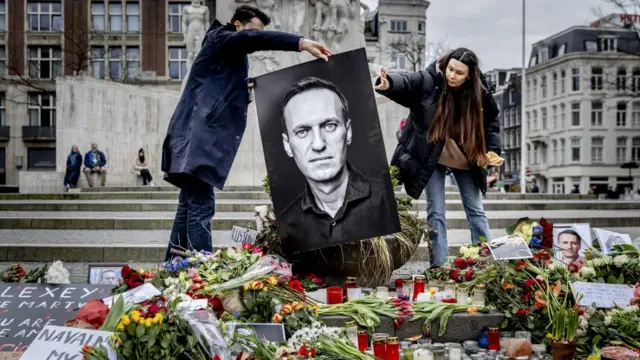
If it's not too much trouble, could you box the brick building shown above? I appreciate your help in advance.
[0,0,216,186]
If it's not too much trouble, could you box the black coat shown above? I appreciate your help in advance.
[375,69,501,200]
[161,21,303,189]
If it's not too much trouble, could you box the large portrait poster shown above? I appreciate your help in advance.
[253,48,401,256]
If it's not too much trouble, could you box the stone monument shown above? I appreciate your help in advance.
[180,0,210,91]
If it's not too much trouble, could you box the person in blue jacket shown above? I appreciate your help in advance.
[64,145,83,191]
[83,143,108,187]
[161,5,331,260]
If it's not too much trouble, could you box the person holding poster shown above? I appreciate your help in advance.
[374,48,502,267]
[161,5,331,260]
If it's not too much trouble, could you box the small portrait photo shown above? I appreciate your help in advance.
[253,48,401,256]
[593,228,633,254]
[553,223,592,264]
[488,234,533,261]
[88,264,124,285]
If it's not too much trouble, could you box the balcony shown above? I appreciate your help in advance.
[22,126,56,141]
[0,126,9,141]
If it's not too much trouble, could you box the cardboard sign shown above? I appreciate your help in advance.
[571,282,634,308]
[0,352,21,360]
[102,283,161,308]
[19,325,114,360]
[0,284,111,350]
[230,226,258,245]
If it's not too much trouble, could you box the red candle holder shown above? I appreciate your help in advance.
[345,277,357,301]
[385,336,400,360]
[327,286,344,304]
[372,338,386,359]
[357,329,368,352]
[413,275,426,301]
[488,327,500,351]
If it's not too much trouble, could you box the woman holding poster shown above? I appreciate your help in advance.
[374,48,502,268]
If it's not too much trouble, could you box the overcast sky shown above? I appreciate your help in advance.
[361,0,630,70]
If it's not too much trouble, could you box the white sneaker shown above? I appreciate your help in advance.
[149,182,155,186]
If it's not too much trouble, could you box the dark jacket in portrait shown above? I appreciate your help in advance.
[84,151,107,168]
[278,164,400,256]
[375,66,501,200]
[161,20,303,190]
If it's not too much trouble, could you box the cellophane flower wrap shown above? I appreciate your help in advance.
[200,254,292,295]
[177,307,232,360]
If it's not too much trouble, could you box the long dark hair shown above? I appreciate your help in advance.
[138,148,145,163]
[428,47,486,165]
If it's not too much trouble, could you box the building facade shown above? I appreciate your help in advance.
[525,16,640,194]
[0,0,216,186]
[364,0,429,72]
[485,68,522,189]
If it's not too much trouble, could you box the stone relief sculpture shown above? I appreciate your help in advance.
[181,0,210,91]
[236,0,281,29]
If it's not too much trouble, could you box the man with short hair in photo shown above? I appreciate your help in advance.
[557,229,584,263]
[277,77,398,255]
[98,270,118,285]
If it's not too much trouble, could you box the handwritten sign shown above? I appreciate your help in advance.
[102,283,161,308]
[0,352,21,360]
[0,284,111,350]
[19,325,115,360]
[571,282,634,308]
[230,226,258,245]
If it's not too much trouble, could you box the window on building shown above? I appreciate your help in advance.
[539,48,549,62]
[526,80,531,102]
[632,68,640,93]
[571,68,580,91]
[390,20,407,32]
[559,139,565,165]
[558,44,566,56]
[617,67,627,91]
[591,101,603,127]
[571,102,580,127]
[418,21,425,33]
[600,36,617,52]
[28,92,56,127]
[541,144,547,164]
[527,144,531,165]
[109,3,122,32]
[617,102,627,127]
[552,105,557,129]
[529,55,537,67]
[532,110,538,130]
[552,72,557,96]
[27,148,56,170]
[0,45,5,76]
[571,138,581,162]
[633,137,640,162]
[617,137,628,163]
[516,106,521,125]
[552,140,558,165]
[509,90,514,105]
[91,2,105,31]
[585,40,598,52]
[532,79,537,101]
[0,92,5,126]
[391,52,406,70]
[28,46,62,79]
[126,2,140,32]
[27,1,63,31]
[541,107,547,129]
[591,67,603,91]
[632,102,640,127]
[168,2,187,33]
[108,47,122,80]
[560,103,566,128]
[0,1,5,32]
[526,111,530,132]
[168,47,188,80]
[125,46,139,79]
[541,76,547,98]
[533,144,538,164]
[91,47,105,79]
[560,70,566,93]
[591,137,603,162]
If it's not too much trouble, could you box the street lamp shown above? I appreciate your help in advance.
[519,0,527,194]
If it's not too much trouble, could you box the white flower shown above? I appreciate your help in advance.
[604,315,612,326]
[593,258,604,267]
[44,261,70,284]
[587,307,597,316]
[547,261,562,271]
[586,260,594,267]
[576,329,586,337]
[579,266,596,278]
[613,255,630,267]
[579,317,589,329]
[602,256,613,265]
[460,246,480,259]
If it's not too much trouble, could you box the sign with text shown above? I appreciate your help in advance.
[571,282,634,308]
[19,325,115,360]
[230,226,258,245]
[0,283,111,351]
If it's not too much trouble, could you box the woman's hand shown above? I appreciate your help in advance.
[374,68,390,91]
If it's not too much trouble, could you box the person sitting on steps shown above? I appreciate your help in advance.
[83,143,107,187]
[133,148,155,186]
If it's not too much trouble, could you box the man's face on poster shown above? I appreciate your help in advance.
[558,233,581,260]
[282,88,352,183]
[99,270,118,285]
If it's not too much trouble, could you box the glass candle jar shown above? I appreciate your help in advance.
[386,336,400,360]
[444,280,457,296]
[376,286,390,299]
[326,286,344,304]
[449,347,462,360]
[344,321,358,347]
[428,279,445,292]
[472,284,486,307]
[456,284,469,305]
[402,279,414,300]
[373,338,387,359]
[488,328,501,351]
[413,275,426,301]
[394,278,404,297]
[357,329,368,352]
[345,277,358,302]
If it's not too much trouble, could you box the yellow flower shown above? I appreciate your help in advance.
[587,355,601,360]
[545,333,553,340]
[130,310,141,323]
[312,305,319,314]
[244,282,252,291]
[153,313,163,324]
[144,318,153,327]
[272,313,283,323]
[138,269,146,276]
[263,286,269,292]
[116,323,125,332]
[251,281,264,290]
[292,301,304,311]
[120,315,131,326]
[266,276,278,286]
[117,337,123,345]
[281,304,293,314]
[466,307,478,315]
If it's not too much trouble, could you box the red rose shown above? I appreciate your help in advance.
[288,280,305,293]
[466,258,475,266]
[209,296,223,310]
[298,344,310,357]
[450,269,461,282]
[516,309,530,316]
[307,273,317,280]
[121,266,133,279]
[568,262,580,273]
[312,277,324,285]
[515,261,528,271]
[147,303,159,317]
[454,258,468,270]
[523,279,536,289]
[464,269,475,281]
[521,291,533,302]
[241,243,254,250]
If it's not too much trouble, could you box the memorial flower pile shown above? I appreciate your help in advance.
[0,262,70,284]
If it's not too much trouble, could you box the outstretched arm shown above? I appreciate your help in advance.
[214,29,330,60]
[374,68,431,109]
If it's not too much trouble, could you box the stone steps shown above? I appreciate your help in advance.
[2,209,640,230]
[78,185,462,193]
[0,199,637,212]
[0,191,598,201]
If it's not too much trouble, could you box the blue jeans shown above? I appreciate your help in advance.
[426,165,490,267]
[165,176,215,261]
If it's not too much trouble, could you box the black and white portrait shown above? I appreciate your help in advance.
[593,228,633,254]
[254,49,400,256]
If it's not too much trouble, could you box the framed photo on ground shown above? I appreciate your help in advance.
[253,48,401,257]
[593,228,634,254]
[552,223,592,264]
[88,263,125,285]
